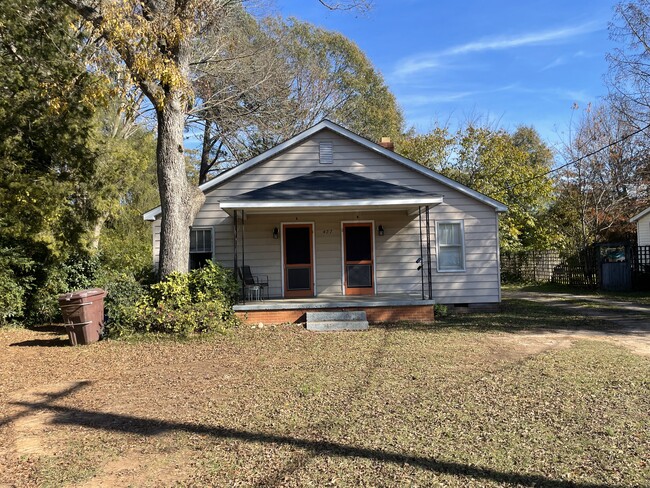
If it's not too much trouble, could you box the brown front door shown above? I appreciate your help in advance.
[343,223,375,296]
[283,224,314,297]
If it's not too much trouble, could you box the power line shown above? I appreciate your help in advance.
[506,122,650,190]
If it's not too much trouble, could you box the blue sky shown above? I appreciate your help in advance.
[274,0,618,148]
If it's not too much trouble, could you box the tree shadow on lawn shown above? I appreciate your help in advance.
[10,324,70,347]
[7,381,621,488]
[10,337,70,347]
[381,299,635,335]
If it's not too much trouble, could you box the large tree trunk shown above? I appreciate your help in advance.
[199,119,212,185]
[156,92,205,277]
[89,212,109,251]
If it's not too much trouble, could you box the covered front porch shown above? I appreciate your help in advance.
[223,170,443,314]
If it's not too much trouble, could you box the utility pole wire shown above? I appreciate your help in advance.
[506,122,650,190]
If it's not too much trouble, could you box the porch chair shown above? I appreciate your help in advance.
[238,265,269,300]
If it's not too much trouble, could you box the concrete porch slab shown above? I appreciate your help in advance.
[234,295,435,312]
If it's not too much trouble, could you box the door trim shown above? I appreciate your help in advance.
[341,221,376,296]
[280,222,316,298]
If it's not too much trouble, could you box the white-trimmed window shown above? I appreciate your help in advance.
[189,227,213,270]
[436,221,465,272]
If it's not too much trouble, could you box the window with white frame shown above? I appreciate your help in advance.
[189,227,213,270]
[436,221,465,272]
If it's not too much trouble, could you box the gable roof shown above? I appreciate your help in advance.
[220,170,443,214]
[143,119,507,221]
[630,206,650,222]
[226,170,438,202]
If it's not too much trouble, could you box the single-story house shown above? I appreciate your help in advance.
[630,207,650,246]
[144,120,507,324]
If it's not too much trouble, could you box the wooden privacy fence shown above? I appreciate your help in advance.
[502,245,650,290]
[501,250,562,283]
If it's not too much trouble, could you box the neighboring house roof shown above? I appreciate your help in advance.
[143,119,507,221]
[630,206,650,223]
[220,170,443,214]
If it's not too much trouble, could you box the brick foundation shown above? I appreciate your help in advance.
[236,305,434,325]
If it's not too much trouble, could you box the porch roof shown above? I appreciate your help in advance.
[220,170,443,214]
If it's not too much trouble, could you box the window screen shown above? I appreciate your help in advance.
[345,226,372,261]
[437,222,464,271]
[285,227,311,265]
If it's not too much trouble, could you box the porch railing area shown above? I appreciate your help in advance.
[230,206,440,303]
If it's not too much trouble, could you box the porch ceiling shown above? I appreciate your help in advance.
[220,170,443,214]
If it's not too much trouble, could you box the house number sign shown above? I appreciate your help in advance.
[321,229,334,235]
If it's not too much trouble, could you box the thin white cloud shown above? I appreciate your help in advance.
[400,92,476,104]
[393,21,602,77]
[541,56,567,71]
[507,86,593,104]
[399,84,519,106]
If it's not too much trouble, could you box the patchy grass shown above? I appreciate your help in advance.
[440,297,618,332]
[506,282,650,305]
[1,304,649,487]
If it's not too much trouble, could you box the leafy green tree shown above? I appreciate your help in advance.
[0,0,100,256]
[94,115,159,277]
[397,124,556,251]
[0,0,108,323]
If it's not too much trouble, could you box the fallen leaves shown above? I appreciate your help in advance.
[0,316,648,487]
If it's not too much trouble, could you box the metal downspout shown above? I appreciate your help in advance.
[418,206,425,300]
[425,206,433,300]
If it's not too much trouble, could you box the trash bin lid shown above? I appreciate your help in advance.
[58,288,106,302]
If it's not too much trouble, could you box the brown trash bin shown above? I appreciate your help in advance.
[58,288,106,346]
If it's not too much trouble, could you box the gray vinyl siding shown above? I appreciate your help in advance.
[637,214,650,246]
[152,129,501,304]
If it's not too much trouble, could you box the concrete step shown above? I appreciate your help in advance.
[305,311,367,322]
[307,320,369,331]
[305,311,368,331]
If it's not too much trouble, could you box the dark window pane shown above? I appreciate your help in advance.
[189,252,212,270]
[347,264,372,287]
[285,227,311,265]
[287,267,310,290]
[190,229,212,253]
[345,226,371,261]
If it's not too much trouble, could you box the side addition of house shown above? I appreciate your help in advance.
[144,120,507,323]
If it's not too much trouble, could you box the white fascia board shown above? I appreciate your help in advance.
[143,208,160,221]
[220,196,444,210]
[142,119,507,221]
[630,206,650,222]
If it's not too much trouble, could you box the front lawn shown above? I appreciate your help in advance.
[1,301,648,487]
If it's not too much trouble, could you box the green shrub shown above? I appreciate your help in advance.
[434,304,448,319]
[109,262,239,338]
[98,272,145,338]
[24,252,103,325]
[0,247,34,325]
[62,252,102,291]
[27,265,68,325]
[188,261,239,306]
